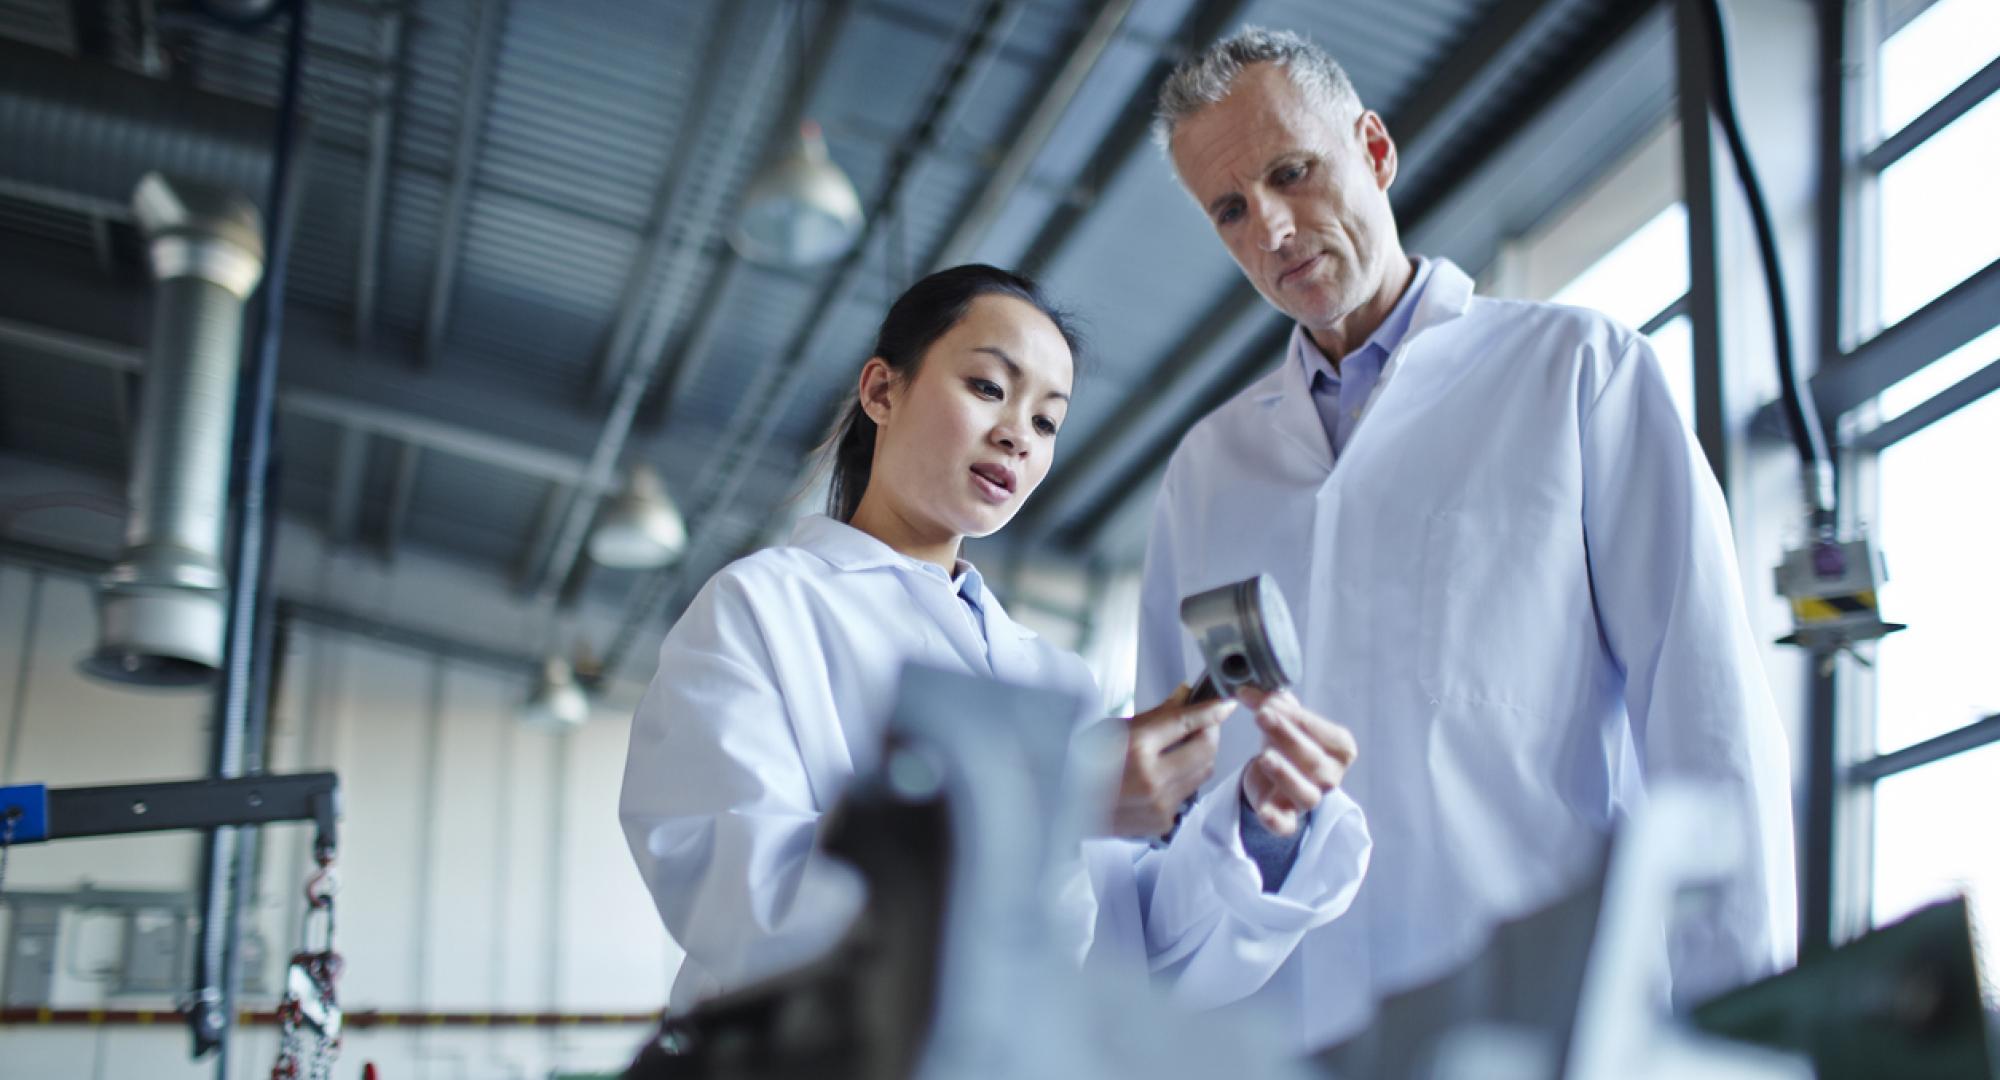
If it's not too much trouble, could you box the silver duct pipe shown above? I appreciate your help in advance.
[0,38,274,216]
[86,174,266,686]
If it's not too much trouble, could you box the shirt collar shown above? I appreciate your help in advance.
[1293,256,1433,383]
[788,513,984,602]
[954,560,988,615]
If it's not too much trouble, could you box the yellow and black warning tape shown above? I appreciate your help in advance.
[1790,590,1878,624]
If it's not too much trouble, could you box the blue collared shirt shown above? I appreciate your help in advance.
[951,560,989,664]
[1293,257,1431,459]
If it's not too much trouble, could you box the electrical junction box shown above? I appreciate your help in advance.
[2,906,58,1006]
[116,910,192,994]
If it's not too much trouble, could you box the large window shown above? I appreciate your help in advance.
[1838,0,2000,1000]
[1550,202,1695,426]
[1491,123,1697,428]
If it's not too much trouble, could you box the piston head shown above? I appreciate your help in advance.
[1177,574,1302,700]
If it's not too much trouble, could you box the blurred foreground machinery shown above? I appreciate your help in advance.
[619,665,1995,1080]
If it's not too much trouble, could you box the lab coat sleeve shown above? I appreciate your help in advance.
[1134,768,1370,1010]
[1125,457,1373,1009]
[1579,333,1798,1001]
[618,569,861,1004]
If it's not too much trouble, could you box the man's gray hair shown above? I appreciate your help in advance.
[1152,27,1363,154]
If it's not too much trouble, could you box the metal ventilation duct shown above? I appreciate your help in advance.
[0,38,275,215]
[85,173,265,686]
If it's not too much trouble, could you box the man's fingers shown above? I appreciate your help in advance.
[1242,758,1304,835]
[1252,747,1323,814]
[1261,807,1300,836]
[1254,711,1347,791]
[1254,696,1357,768]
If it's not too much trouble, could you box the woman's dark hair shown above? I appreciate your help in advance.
[821,264,1083,522]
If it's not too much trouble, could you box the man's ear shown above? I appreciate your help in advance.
[1355,110,1398,191]
[857,356,899,426]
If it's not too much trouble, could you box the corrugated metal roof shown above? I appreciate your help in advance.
[0,0,67,52]
[0,0,1663,648]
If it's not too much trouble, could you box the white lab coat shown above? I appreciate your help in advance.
[621,514,1371,1013]
[1137,259,1797,1050]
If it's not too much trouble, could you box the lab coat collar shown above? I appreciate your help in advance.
[787,513,910,572]
[1254,257,1476,471]
[787,514,1035,645]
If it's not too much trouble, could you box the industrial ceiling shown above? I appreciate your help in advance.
[0,0,1671,684]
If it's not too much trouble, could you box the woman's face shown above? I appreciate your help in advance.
[861,293,1074,543]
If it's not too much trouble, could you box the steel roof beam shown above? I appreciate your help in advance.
[586,3,752,409]
[379,441,421,561]
[1013,0,1252,282]
[926,0,1136,272]
[528,0,801,603]
[652,253,749,424]
[327,426,370,547]
[420,0,508,365]
[596,0,1026,677]
[1004,284,1276,543]
[617,0,872,433]
[0,313,609,489]
[352,1,407,344]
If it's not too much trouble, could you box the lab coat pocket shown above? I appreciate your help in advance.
[1416,506,1578,719]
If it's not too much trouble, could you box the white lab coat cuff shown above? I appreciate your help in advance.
[1146,766,1370,961]
[1191,766,1371,933]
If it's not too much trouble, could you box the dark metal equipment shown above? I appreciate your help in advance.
[1178,574,1303,703]
[620,664,1310,1080]
[1692,897,1995,1080]
[0,771,344,1077]
[0,773,338,847]
[609,672,1856,1080]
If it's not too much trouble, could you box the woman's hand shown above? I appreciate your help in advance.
[1238,687,1357,837]
[1108,685,1234,838]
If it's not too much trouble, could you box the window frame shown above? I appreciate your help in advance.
[1813,0,2000,953]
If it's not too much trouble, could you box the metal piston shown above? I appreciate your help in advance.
[1178,574,1303,703]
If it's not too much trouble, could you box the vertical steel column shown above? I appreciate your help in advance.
[222,475,284,1060]
[1800,0,1858,962]
[1,572,43,787]
[1675,0,1732,494]
[187,1,309,1070]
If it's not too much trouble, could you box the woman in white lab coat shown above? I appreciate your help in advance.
[619,265,1370,1014]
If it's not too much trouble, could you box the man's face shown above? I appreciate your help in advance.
[1169,63,1402,336]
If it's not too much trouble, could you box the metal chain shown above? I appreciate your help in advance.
[308,1024,336,1080]
[271,854,342,1080]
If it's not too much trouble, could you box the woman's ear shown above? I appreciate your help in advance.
[858,357,899,426]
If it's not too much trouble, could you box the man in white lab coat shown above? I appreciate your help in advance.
[1137,27,1797,1049]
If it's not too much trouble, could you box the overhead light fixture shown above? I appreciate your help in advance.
[589,463,687,570]
[517,656,589,732]
[731,120,864,268]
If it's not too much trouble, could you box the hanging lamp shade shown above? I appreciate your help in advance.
[518,656,589,732]
[731,120,863,268]
[588,463,687,570]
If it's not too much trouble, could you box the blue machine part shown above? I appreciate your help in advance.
[0,784,50,843]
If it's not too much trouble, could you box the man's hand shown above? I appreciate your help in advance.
[1108,685,1234,838]
[1238,688,1357,837]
